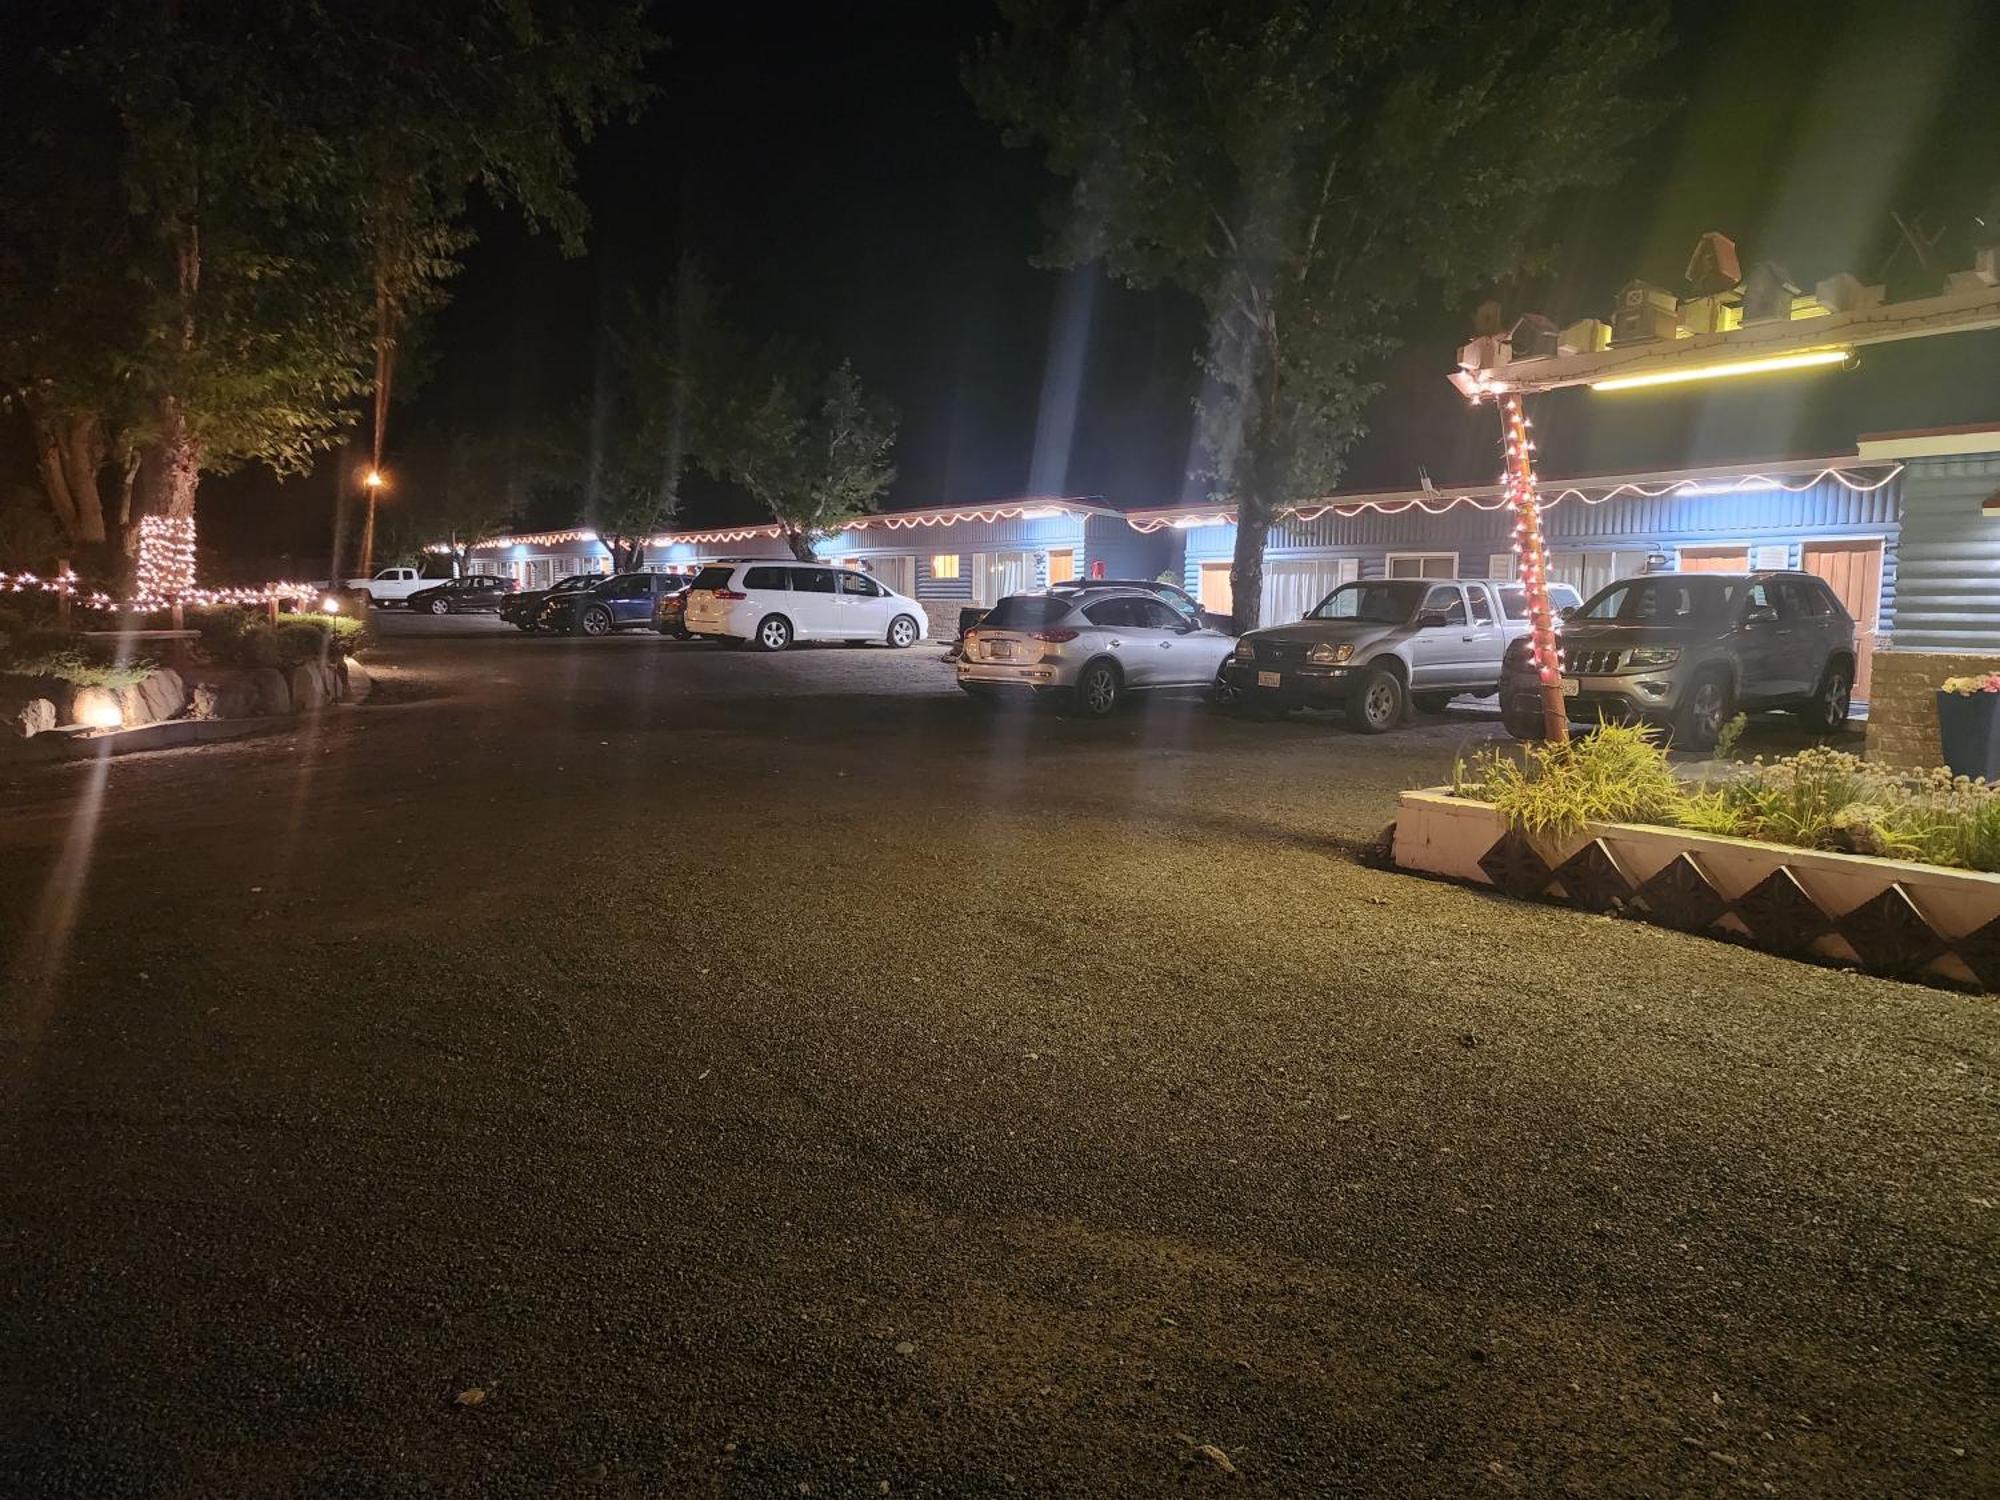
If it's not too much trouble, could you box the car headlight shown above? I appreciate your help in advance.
[1626,647,1680,670]
[1233,639,1255,660]
[1308,642,1353,665]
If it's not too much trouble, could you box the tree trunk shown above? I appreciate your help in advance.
[130,392,202,547]
[1229,493,1274,635]
[28,407,109,548]
[784,528,816,562]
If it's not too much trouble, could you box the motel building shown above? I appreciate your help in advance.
[449,424,1998,768]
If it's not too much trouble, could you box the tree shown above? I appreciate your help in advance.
[969,0,1667,630]
[376,435,520,573]
[711,360,898,561]
[0,2,655,569]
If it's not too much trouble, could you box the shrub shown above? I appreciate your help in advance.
[1456,721,1685,843]
[0,627,155,689]
[188,608,369,669]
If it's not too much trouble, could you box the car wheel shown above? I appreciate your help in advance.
[1797,660,1852,734]
[1411,691,1453,714]
[1345,667,1404,734]
[428,597,450,615]
[575,606,613,637]
[1675,670,1732,751]
[754,615,794,651]
[1072,659,1122,717]
[1503,710,1545,741]
[887,614,919,649]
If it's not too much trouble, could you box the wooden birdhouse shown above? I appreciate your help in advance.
[1508,313,1560,361]
[1611,280,1679,345]
[1740,262,1802,324]
[1683,232,1742,297]
[1559,318,1611,355]
[1814,273,1884,314]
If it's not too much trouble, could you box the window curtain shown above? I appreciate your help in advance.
[1260,558,1359,623]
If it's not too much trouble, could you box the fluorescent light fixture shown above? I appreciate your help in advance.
[1591,347,1850,392]
[1686,478,1782,496]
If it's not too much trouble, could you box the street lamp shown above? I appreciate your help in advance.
[358,466,389,578]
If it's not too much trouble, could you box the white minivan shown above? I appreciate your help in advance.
[682,560,930,651]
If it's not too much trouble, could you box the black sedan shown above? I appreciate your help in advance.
[406,574,516,615]
[501,572,601,630]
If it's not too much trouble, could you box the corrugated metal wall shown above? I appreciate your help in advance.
[1886,455,2000,652]
[1172,474,1902,599]
[1082,518,1175,580]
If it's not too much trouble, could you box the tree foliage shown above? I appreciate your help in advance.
[969,0,1667,628]
[0,1,655,569]
[710,360,898,561]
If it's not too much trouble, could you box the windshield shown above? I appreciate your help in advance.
[1580,576,1737,623]
[1308,581,1422,624]
[553,574,595,593]
[980,595,1075,630]
[690,565,735,591]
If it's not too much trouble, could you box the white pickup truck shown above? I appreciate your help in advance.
[345,566,447,608]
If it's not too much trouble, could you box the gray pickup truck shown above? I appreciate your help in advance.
[1218,576,1581,732]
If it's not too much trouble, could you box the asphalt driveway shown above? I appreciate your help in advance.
[0,611,1992,1497]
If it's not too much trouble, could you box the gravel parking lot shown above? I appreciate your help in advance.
[0,609,1993,1497]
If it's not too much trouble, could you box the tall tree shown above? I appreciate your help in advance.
[711,360,898,561]
[0,1,654,571]
[969,0,1666,630]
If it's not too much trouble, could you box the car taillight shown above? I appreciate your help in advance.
[1030,628,1080,643]
[713,589,747,601]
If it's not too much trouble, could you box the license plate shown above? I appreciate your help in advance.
[1257,671,1281,688]
[990,642,1014,660]
[1561,676,1580,697]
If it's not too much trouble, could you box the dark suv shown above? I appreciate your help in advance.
[539,572,688,636]
[1501,570,1856,748]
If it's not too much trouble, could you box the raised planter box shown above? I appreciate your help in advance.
[1393,788,2000,992]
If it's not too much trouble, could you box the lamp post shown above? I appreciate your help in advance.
[358,467,387,579]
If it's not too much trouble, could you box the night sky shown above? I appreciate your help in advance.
[196,0,2000,571]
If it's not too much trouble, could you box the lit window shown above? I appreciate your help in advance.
[1046,549,1076,584]
[931,554,961,579]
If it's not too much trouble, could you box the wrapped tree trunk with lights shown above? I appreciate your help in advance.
[1498,393,1569,742]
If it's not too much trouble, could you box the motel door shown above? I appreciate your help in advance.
[1800,540,1884,701]
[1199,562,1233,617]
[1677,546,1750,573]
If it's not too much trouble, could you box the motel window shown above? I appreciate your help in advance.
[1387,553,1458,580]
[1487,553,1517,581]
[930,554,961,580]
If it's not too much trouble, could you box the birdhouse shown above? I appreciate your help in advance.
[1456,333,1510,375]
[1559,318,1611,355]
[1974,246,1998,287]
[1739,262,1802,324]
[1813,273,1884,315]
[1508,313,1560,362]
[1678,294,1739,336]
[1611,281,1679,345]
[1683,232,1742,297]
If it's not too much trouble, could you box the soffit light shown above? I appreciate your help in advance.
[1590,348,1851,392]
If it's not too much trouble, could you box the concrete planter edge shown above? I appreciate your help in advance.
[1393,787,2000,992]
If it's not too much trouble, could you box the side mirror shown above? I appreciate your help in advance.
[1558,604,1577,621]
[1414,610,1449,629]
[1742,605,1779,628]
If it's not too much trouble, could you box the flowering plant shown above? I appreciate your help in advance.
[1941,673,2000,695]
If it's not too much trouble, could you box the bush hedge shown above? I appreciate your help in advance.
[0,616,155,689]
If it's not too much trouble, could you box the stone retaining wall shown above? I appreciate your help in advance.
[1866,648,2000,768]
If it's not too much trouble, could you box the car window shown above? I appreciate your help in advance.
[1421,586,1467,625]
[1309,581,1422,622]
[743,566,789,590]
[791,568,837,594]
[1082,598,1139,628]
[1548,584,1581,613]
[1742,581,1782,617]
[612,576,650,598]
[1136,599,1185,629]
[838,572,882,596]
[1468,587,1495,625]
[691,565,735,591]
[1582,577,1733,623]
[983,595,1074,629]
[1780,577,1830,617]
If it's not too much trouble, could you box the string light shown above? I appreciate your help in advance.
[0,569,324,614]
[133,515,197,609]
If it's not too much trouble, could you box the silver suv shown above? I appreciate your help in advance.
[1219,577,1581,732]
[1500,571,1856,748]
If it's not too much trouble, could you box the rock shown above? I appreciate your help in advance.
[144,667,186,722]
[250,667,290,716]
[288,663,330,711]
[344,661,374,703]
[189,683,220,720]
[72,685,124,729]
[321,660,345,703]
[114,683,152,726]
[13,697,56,738]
